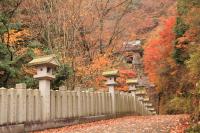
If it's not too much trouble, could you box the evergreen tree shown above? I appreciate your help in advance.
[0,0,35,87]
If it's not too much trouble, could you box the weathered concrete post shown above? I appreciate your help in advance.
[28,55,59,121]
[126,79,138,113]
[103,70,119,115]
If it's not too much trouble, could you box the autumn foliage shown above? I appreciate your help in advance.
[144,17,176,83]
[117,69,136,91]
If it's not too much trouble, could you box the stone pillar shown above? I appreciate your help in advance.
[59,86,67,118]
[39,80,51,120]
[8,88,17,123]
[102,92,106,114]
[77,91,83,117]
[16,83,27,123]
[86,92,90,116]
[0,87,7,125]
[109,86,116,114]
[90,92,95,116]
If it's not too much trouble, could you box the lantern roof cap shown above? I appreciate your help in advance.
[102,70,119,77]
[126,79,138,84]
[28,54,60,67]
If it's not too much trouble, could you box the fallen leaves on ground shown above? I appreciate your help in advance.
[34,114,190,133]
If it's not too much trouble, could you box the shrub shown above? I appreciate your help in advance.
[185,124,200,133]
[165,96,191,114]
[174,17,189,38]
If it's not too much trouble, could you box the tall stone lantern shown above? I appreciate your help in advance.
[28,54,59,121]
[102,70,119,114]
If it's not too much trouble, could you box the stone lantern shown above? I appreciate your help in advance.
[102,70,119,93]
[135,88,146,101]
[103,70,119,114]
[28,54,59,121]
[126,79,138,92]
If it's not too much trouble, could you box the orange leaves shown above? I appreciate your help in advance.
[91,55,110,70]
[144,17,176,83]
[77,55,111,76]
[4,29,31,46]
[76,55,112,88]
[119,69,136,78]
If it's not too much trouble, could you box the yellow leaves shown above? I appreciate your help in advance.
[4,29,31,46]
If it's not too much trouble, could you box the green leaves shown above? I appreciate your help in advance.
[173,17,189,64]
[53,64,73,88]
[174,17,189,38]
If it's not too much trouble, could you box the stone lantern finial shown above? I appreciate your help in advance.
[28,54,59,121]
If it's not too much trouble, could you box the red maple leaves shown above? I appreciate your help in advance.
[144,17,176,83]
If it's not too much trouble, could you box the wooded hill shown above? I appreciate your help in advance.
[0,0,175,88]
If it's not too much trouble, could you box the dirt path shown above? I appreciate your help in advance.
[34,115,189,133]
